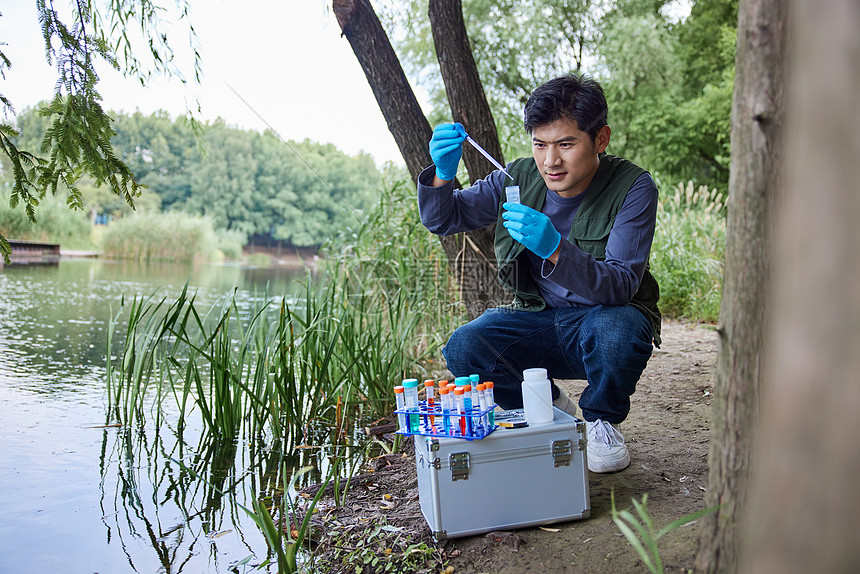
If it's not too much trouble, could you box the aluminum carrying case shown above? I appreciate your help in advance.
[413,407,590,540]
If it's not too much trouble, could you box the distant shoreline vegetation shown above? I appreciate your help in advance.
[3,106,390,259]
[100,212,243,263]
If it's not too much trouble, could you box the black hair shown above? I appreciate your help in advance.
[523,74,608,141]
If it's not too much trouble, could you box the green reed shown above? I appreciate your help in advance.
[100,212,220,262]
[107,274,435,450]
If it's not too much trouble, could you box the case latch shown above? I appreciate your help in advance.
[552,439,572,467]
[450,452,471,481]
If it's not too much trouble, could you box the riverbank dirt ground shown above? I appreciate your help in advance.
[301,319,718,573]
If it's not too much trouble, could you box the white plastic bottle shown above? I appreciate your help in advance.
[521,368,554,425]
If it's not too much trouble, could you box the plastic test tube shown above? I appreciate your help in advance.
[468,375,482,434]
[477,383,489,434]
[394,386,407,432]
[438,379,449,399]
[463,385,474,437]
[454,387,466,436]
[424,379,436,431]
[469,384,482,434]
[439,386,451,435]
[402,378,420,433]
[485,381,496,426]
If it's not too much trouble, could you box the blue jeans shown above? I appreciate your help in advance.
[442,305,654,424]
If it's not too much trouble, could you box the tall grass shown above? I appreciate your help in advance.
[323,177,465,361]
[651,181,726,323]
[106,179,457,453]
[101,212,221,262]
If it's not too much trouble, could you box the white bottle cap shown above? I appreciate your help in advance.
[523,367,547,381]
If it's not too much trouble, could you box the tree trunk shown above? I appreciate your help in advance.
[739,1,860,571]
[333,0,506,319]
[332,0,432,182]
[428,0,508,315]
[429,0,505,184]
[694,0,786,572]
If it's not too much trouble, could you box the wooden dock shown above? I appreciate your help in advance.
[2,240,61,267]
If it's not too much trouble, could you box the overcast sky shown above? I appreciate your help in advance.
[1,1,408,165]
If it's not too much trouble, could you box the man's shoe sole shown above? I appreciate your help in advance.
[587,449,630,473]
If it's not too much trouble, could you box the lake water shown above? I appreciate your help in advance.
[0,258,310,573]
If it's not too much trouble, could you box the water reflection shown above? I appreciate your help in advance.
[0,258,319,572]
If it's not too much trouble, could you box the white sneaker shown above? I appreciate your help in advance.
[553,388,577,417]
[586,419,630,473]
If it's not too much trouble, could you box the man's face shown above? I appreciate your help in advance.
[531,117,610,198]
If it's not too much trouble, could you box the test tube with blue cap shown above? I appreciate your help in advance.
[463,384,475,437]
[402,378,420,433]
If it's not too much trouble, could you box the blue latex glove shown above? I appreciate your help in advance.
[502,202,562,259]
[429,123,466,180]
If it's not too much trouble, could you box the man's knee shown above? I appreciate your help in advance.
[442,320,488,374]
[580,306,653,364]
[442,309,513,375]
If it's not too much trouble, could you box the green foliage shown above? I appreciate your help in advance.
[319,518,442,573]
[385,0,737,189]
[100,212,219,262]
[10,107,385,249]
[175,127,381,246]
[0,0,185,261]
[324,173,466,359]
[611,490,717,574]
[243,464,328,573]
[105,175,458,446]
[215,228,246,260]
[384,0,606,160]
[246,252,272,267]
[0,187,93,249]
[651,181,726,322]
[6,105,384,254]
[676,0,739,98]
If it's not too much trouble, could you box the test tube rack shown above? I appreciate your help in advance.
[395,400,498,440]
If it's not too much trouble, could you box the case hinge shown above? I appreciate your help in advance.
[450,452,471,481]
[432,458,441,470]
[552,439,572,467]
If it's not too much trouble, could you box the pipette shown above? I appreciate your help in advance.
[464,135,513,180]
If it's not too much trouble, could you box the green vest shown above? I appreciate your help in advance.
[493,154,662,345]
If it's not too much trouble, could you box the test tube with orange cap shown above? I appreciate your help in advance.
[485,381,496,426]
[453,387,466,436]
[394,385,406,432]
[424,379,436,430]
